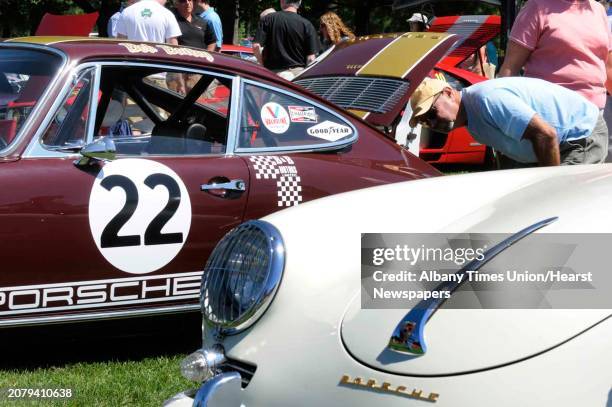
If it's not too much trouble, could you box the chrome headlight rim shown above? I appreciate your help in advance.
[201,220,285,336]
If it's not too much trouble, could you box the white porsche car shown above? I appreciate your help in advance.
[165,164,612,407]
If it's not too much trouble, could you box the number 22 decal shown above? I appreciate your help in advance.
[100,173,183,248]
[89,159,192,275]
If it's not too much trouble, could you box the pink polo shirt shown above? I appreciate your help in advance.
[510,0,611,108]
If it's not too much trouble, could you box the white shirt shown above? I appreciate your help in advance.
[116,0,181,43]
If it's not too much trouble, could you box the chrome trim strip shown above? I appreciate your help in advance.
[23,66,95,158]
[234,78,358,154]
[23,61,236,159]
[388,216,559,356]
[193,372,242,407]
[0,303,200,328]
[0,43,69,158]
[85,64,102,145]
[225,75,241,155]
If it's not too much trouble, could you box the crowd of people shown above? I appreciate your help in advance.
[104,0,612,168]
[108,0,221,50]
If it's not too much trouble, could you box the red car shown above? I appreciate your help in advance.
[0,37,443,328]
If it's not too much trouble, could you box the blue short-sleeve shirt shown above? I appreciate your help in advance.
[461,77,599,163]
[200,7,223,48]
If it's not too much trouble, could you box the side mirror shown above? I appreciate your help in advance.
[74,137,116,167]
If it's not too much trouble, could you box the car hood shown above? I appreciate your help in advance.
[429,15,500,68]
[294,32,457,127]
[35,12,99,36]
[258,164,612,376]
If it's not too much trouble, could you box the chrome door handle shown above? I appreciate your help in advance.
[201,179,246,192]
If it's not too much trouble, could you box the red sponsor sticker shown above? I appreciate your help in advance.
[288,106,317,123]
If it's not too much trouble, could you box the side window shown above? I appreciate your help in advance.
[237,82,355,151]
[96,67,231,156]
[41,68,95,150]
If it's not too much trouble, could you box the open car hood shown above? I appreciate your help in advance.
[428,15,500,68]
[294,32,457,127]
[35,12,99,36]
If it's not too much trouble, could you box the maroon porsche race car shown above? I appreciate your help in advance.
[0,37,441,328]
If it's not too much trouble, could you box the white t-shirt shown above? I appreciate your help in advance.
[116,0,181,43]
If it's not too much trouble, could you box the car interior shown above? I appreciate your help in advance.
[93,66,232,156]
[0,49,61,149]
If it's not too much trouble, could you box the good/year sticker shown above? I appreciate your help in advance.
[89,159,191,275]
[261,102,290,134]
[307,120,352,142]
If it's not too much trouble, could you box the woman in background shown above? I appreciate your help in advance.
[319,11,355,50]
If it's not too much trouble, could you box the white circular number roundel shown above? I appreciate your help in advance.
[260,102,290,134]
[89,159,192,275]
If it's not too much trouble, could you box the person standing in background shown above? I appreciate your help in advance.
[168,0,217,94]
[173,0,216,51]
[407,13,429,32]
[498,0,611,165]
[107,0,138,37]
[116,0,181,44]
[197,0,223,50]
[319,11,354,51]
[260,8,276,20]
[253,0,318,80]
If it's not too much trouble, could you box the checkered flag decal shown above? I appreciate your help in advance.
[277,175,303,207]
[249,156,283,179]
[249,156,303,206]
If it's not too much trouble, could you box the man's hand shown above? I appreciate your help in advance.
[167,37,179,46]
[306,54,315,65]
[253,43,264,65]
[522,114,560,166]
[117,34,128,39]
[206,43,216,52]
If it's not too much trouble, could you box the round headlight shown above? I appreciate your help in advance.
[201,220,284,335]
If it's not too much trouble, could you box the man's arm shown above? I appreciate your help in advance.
[167,37,179,45]
[498,41,532,77]
[521,114,560,166]
[253,43,264,65]
[306,54,315,64]
[203,24,217,52]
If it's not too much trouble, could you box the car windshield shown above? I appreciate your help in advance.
[0,48,63,150]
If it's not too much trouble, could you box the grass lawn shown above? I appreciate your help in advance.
[0,355,193,406]
[0,314,202,406]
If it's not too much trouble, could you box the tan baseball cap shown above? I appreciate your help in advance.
[409,78,449,127]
